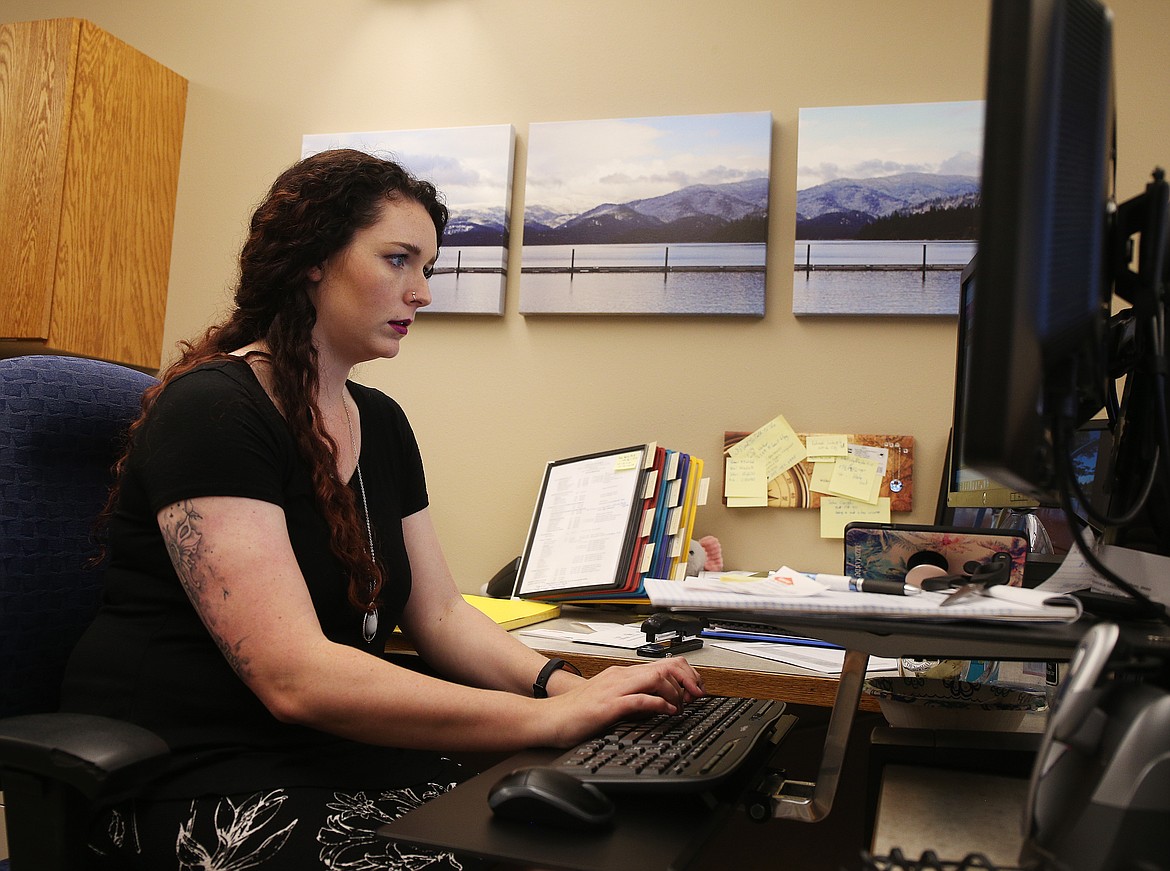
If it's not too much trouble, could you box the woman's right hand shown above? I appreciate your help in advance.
[542,657,705,748]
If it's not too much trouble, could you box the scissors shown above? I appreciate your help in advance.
[938,552,1013,606]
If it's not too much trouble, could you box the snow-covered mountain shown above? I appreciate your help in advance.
[795,172,980,240]
[797,173,979,221]
[443,206,508,246]
[524,177,769,245]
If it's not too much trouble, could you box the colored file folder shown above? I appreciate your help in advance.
[514,443,707,603]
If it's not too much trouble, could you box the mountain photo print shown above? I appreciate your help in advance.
[793,101,984,317]
[302,124,515,315]
[519,112,772,316]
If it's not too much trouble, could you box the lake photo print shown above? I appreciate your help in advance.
[519,111,772,316]
[793,100,984,317]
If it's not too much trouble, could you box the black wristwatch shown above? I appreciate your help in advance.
[532,657,581,698]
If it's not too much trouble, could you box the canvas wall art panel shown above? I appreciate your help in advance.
[792,101,984,317]
[519,111,772,316]
[302,124,515,315]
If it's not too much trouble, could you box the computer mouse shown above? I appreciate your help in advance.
[487,766,615,829]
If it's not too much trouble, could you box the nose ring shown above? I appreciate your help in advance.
[411,289,417,301]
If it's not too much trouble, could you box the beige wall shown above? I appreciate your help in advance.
[5,0,1169,588]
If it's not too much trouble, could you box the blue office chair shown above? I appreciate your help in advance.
[0,355,170,870]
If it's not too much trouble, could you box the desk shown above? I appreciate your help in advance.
[387,607,882,711]
[383,609,1095,869]
[509,610,882,712]
[381,748,748,871]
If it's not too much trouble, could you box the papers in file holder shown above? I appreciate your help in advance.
[515,444,707,603]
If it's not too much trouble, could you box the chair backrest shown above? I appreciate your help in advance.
[0,355,158,717]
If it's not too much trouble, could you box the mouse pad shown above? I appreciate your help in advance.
[378,749,730,871]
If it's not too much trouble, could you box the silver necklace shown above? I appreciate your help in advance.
[342,394,379,643]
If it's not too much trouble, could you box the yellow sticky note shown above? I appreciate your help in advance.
[809,461,836,495]
[724,456,768,507]
[728,496,769,507]
[728,414,806,480]
[826,455,883,504]
[614,450,642,472]
[805,434,849,460]
[819,496,892,538]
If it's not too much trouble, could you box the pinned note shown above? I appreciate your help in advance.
[727,414,806,481]
[825,455,883,504]
[846,443,889,476]
[809,462,836,495]
[805,434,849,461]
[820,496,891,538]
[725,456,769,508]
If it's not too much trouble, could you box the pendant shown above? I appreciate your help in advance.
[362,608,379,642]
[889,478,903,493]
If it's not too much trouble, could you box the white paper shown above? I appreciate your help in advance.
[516,450,646,595]
[687,566,826,597]
[516,621,646,649]
[1036,529,1101,593]
[645,578,1081,623]
[712,640,901,675]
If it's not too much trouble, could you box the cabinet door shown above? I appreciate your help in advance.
[0,18,78,340]
[52,20,187,369]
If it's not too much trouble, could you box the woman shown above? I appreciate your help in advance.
[62,148,704,869]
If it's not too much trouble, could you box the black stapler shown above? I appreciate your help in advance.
[637,613,708,657]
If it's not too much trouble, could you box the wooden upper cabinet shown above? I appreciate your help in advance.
[0,18,187,371]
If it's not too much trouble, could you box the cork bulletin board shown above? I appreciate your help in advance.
[723,432,914,512]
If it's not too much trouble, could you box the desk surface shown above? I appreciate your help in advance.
[381,605,1075,869]
[381,748,735,871]
[510,611,882,711]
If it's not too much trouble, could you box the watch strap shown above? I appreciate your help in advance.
[532,657,580,698]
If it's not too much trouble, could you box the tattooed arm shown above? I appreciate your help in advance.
[157,495,703,752]
[160,499,251,678]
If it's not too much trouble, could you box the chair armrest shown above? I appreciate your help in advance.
[0,713,169,801]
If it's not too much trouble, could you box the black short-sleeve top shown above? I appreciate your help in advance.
[61,358,434,795]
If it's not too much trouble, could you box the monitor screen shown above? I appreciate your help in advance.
[945,256,1041,511]
[940,418,1113,558]
[943,252,1115,555]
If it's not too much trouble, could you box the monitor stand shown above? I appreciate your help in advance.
[994,507,1054,555]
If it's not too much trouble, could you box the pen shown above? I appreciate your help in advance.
[810,573,920,596]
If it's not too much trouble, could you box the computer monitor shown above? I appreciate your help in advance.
[945,257,1041,512]
[961,0,1170,597]
[942,256,1115,561]
[940,420,1113,559]
[964,3,1170,862]
[961,0,1113,501]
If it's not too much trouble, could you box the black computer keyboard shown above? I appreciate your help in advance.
[547,695,789,792]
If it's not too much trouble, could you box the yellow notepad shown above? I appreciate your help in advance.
[462,594,561,630]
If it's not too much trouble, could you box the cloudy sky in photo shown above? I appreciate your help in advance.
[524,111,772,214]
[796,100,984,191]
[302,124,514,213]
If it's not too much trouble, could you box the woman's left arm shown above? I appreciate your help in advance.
[397,508,583,698]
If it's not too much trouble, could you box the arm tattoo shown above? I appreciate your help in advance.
[160,500,251,678]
